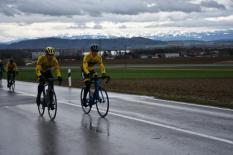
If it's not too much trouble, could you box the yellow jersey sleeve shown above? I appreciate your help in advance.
[98,55,105,74]
[82,54,90,74]
[36,56,43,77]
[53,58,61,77]
[6,63,9,72]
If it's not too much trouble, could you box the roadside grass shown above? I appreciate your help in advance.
[14,67,233,80]
[3,66,233,109]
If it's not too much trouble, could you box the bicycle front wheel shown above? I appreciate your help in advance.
[38,90,45,116]
[80,87,92,114]
[96,88,109,118]
[48,90,57,120]
[11,81,15,92]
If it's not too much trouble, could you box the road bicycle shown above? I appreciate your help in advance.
[37,78,60,120]
[80,76,110,118]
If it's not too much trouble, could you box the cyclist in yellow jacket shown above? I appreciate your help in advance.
[6,58,17,88]
[36,47,62,105]
[81,44,106,106]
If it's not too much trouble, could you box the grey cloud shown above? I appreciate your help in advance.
[119,25,127,29]
[0,0,20,16]
[0,0,233,42]
[201,0,226,10]
[0,0,205,18]
[154,0,201,13]
[93,24,103,29]
[67,23,102,29]
[146,17,233,29]
[68,23,89,29]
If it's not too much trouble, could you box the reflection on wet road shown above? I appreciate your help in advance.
[81,114,110,136]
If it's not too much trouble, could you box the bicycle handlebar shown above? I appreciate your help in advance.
[45,78,62,85]
[46,78,59,81]
[90,76,111,83]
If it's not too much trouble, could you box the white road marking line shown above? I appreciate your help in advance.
[60,101,233,145]
[151,98,233,112]
[4,88,233,146]
[113,98,233,118]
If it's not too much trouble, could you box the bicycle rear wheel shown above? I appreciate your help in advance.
[48,90,57,120]
[38,90,45,116]
[96,88,109,118]
[80,87,92,114]
[11,81,15,92]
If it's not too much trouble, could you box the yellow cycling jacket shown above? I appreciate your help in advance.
[82,52,105,74]
[36,55,61,77]
[6,62,17,72]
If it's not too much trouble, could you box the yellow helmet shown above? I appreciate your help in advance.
[45,47,55,55]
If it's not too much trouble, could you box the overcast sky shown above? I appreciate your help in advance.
[0,0,233,42]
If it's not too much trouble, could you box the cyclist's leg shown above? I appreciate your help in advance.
[84,80,91,98]
[36,72,46,105]
[44,71,55,109]
[37,79,45,105]
[47,71,54,90]
[7,71,10,87]
[83,70,95,101]
[94,87,100,99]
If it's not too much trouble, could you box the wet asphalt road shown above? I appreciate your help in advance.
[0,80,233,155]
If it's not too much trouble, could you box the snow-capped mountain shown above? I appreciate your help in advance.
[0,30,233,49]
[58,34,118,40]
[57,30,233,41]
[145,30,233,41]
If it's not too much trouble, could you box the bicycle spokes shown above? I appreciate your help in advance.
[37,92,45,116]
[96,88,109,118]
[80,87,92,114]
[48,91,57,120]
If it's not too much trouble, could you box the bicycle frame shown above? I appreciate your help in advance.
[43,78,56,104]
[9,73,15,83]
[89,77,105,105]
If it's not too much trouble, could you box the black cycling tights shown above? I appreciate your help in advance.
[83,81,91,100]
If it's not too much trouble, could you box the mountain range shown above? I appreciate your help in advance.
[1,30,233,49]
[0,37,166,50]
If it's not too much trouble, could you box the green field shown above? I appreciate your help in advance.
[107,68,233,78]
[12,67,233,81]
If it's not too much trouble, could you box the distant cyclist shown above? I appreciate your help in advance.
[36,47,62,106]
[0,59,4,80]
[81,44,107,106]
[6,58,17,88]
